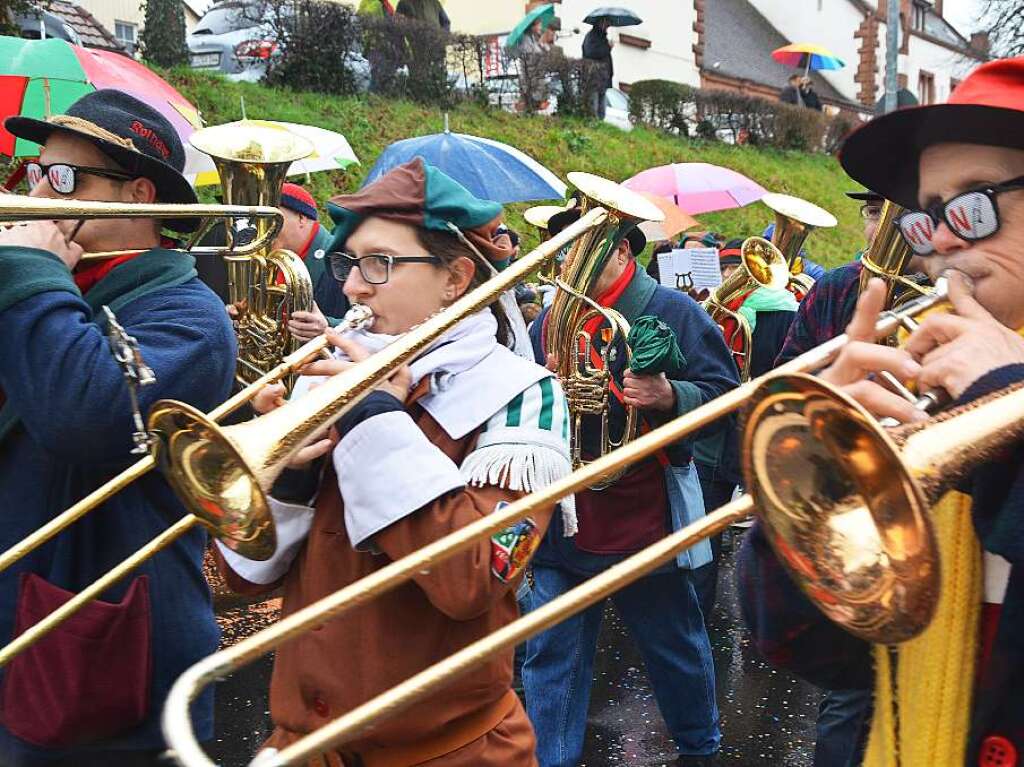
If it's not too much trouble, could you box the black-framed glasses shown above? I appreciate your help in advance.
[897,174,1024,255]
[25,162,136,195]
[328,252,442,285]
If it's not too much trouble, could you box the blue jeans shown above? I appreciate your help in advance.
[523,564,720,767]
[814,687,872,767]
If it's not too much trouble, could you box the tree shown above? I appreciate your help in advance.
[981,0,1024,57]
[1,0,42,37]
[140,0,188,67]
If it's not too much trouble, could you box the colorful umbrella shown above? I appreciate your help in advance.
[184,120,360,187]
[583,7,642,26]
[771,43,845,76]
[0,36,201,159]
[364,127,566,204]
[623,163,766,215]
[636,192,699,242]
[506,3,556,49]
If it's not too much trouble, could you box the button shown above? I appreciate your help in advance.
[980,735,1018,767]
[311,695,329,718]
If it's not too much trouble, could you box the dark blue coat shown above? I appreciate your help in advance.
[0,247,235,764]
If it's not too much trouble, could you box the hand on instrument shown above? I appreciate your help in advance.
[0,219,84,269]
[225,303,239,319]
[302,331,412,402]
[818,278,926,423]
[252,382,287,414]
[252,382,336,466]
[288,303,329,342]
[545,352,559,372]
[903,271,1024,399]
[622,369,675,411]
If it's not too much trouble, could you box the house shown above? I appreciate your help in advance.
[71,0,213,53]
[697,0,989,114]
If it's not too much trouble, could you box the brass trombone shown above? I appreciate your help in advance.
[160,280,952,767]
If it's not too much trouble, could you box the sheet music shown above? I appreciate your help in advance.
[655,248,723,292]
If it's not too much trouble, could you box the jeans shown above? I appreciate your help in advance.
[691,472,737,620]
[814,687,872,767]
[523,564,720,767]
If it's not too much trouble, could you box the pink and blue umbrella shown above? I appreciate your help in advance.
[364,127,566,203]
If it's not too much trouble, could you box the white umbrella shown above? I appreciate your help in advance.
[184,120,359,187]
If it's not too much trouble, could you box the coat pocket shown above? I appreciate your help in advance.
[0,572,152,748]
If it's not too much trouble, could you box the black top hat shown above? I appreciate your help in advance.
[6,89,199,232]
[548,207,647,257]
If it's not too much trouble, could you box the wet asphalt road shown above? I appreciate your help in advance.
[206,528,820,766]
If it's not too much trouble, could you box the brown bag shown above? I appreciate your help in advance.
[0,573,152,747]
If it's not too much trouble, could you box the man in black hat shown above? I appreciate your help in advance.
[522,209,738,767]
[0,89,235,766]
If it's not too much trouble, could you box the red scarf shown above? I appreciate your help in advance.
[73,253,139,294]
[275,223,320,286]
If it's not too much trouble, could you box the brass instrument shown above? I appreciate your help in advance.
[761,192,837,297]
[189,121,316,388]
[858,200,933,320]
[544,172,664,487]
[702,236,790,380]
[161,281,951,767]
[524,204,566,281]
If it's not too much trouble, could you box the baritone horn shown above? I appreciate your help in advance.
[161,280,953,767]
[703,236,790,380]
[761,192,837,297]
[858,200,933,325]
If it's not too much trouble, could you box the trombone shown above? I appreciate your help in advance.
[161,280,952,767]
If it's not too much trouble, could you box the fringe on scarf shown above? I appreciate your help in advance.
[461,443,577,536]
[864,490,982,767]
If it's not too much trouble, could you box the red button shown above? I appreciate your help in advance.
[312,696,329,718]
[980,735,1018,767]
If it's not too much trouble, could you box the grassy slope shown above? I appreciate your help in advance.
[167,67,866,268]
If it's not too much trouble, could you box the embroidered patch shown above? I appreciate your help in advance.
[490,503,540,584]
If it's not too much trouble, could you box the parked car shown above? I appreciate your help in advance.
[14,6,81,45]
[604,87,632,132]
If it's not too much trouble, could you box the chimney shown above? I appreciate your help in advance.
[933,0,943,16]
[970,31,990,55]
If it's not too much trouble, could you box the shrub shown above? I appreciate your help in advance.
[263,0,363,95]
[140,0,189,67]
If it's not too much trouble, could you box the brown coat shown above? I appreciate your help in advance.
[217,394,552,766]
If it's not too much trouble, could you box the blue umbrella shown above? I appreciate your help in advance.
[364,123,567,204]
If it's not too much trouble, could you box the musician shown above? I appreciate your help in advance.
[214,159,572,766]
[739,56,1024,766]
[523,211,739,767]
[0,90,236,766]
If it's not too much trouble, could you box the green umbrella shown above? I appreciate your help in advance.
[506,3,555,49]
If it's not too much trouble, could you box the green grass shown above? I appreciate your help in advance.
[166,67,867,268]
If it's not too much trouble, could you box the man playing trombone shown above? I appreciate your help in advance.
[740,56,1024,766]
[0,90,236,766]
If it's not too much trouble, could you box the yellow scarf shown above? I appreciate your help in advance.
[863,490,983,767]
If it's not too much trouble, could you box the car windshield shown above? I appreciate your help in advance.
[192,3,265,34]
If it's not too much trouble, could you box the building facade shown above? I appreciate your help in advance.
[73,0,211,52]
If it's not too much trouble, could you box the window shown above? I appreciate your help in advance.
[918,70,935,104]
[114,20,137,48]
[912,3,926,32]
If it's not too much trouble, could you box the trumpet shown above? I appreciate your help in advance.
[161,280,951,767]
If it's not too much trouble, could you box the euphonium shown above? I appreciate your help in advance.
[524,204,567,281]
[189,121,316,390]
[762,192,837,298]
[703,236,790,380]
[858,199,933,321]
[543,173,664,487]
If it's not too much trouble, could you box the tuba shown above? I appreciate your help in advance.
[858,199,933,323]
[761,192,837,298]
[543,173,664,487]
[189,121,316,390]
[703,236,790,380]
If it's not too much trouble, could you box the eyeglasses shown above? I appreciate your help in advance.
[860,204,883,220]
[25,162,136,195]
[328,252,442,285]
[897,174,1024,255]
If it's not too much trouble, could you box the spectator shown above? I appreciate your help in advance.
[799,76,822,111]
[582,18,613,118]
[357,0,395,14]
[395,0,450,30]
[780,73,803,107]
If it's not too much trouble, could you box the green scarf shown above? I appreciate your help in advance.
[736,286,798,332]
[627,316,687,375]
[0,248,196,445]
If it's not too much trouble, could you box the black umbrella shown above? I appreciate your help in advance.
[583,7,642,26]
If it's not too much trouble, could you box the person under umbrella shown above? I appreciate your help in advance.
[582,18,614,119]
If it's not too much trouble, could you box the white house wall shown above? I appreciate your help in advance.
[901,33,980,103]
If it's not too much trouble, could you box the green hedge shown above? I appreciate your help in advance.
[628,79,858,153]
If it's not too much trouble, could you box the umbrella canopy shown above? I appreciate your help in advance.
[0,36,200,158]
[506,3,556,49]
[623,163,766,215]
[364,130,566,204]
[636,192,699,242]
[583,7,642,26]
[184,120,359,186]
[771,43,845,76]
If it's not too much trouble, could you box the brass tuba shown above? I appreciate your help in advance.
[703,236,790,380]
[858,199,933,323]
[761,192,837,297]
[543,172,664,487]
[189,121,316,390]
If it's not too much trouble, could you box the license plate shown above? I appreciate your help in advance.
[190,52,221,68]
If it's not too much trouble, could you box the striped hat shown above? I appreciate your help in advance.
[281,183,318,220]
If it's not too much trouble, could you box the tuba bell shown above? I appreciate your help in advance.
[543,172,664,488]
[189,120,316,390]
[703,236,790,380]
[761,192,837,298]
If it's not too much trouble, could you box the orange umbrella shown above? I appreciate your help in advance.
[637,192,700,242]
